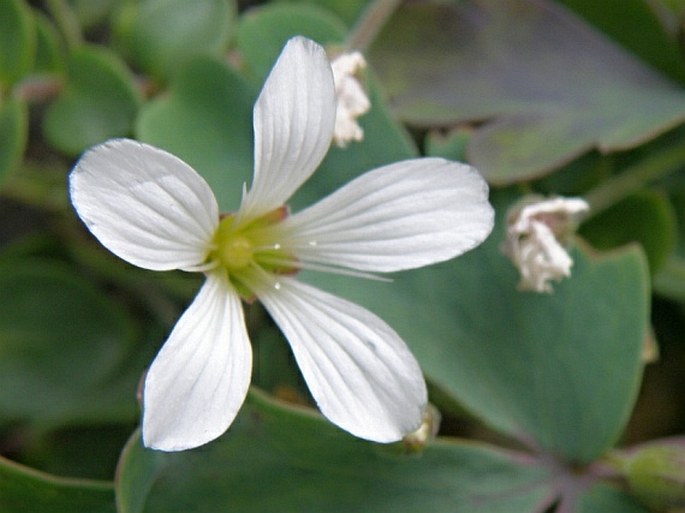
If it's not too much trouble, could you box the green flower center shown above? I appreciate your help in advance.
[208,207,295,298]
[217,234,253,271]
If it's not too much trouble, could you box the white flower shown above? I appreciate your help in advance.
[330,51,370,147]
[502,196,589,293]
[69,36,494,452]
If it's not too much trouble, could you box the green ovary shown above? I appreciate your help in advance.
[208,209,296,291]
[217,234,253,271]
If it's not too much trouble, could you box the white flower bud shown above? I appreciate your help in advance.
[502,196,589,293]
[330,51,371,147]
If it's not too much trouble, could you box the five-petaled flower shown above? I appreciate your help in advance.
[69,36,494,451]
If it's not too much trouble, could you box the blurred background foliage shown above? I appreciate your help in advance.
[0,0,684,512]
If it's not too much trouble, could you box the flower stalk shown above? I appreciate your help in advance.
[346,0,403,52]
[584,140,685,219]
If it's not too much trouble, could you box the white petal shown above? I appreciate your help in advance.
[142,273,251,451]
[257,277,427,442]
[241,36,336,220]
[69,139,219,271]
[283,158,494,272]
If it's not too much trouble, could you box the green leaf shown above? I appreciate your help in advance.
[0,0,35,87]
[68,0,117,29]
[0,98,28,185]
[303,192,649,463]
[577,482,651,513]
[32,11,65,74]
[273,0,369,26]
[115,428,166,513]
[17,424,137,481]
[136,56,256,212]
[116,391,553,513]
[236,2,347,83]
[580,190,677,273]
[0,456,115,513]
[533,151,612,197]
[650,175,685,295]
[0,259,139,426]
[653,257,685,301]
[369,0,685,183]
[558,0,685,84]
[424,127,470,162]
[671,184,685,256]
[663,0,685,16]
[0,159,69,211]
[113,0,235,81]
[42,45,141,156]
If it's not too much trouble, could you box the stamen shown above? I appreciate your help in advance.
[250,243,284,252]
[236,261,282,294]
[255,254,392,282]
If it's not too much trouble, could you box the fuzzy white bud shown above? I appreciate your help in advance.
[330,51,371,148]
[502,196,589,293]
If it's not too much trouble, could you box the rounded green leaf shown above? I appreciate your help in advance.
[369,0,685,183]
[16,424,137,480]
[42,45,141,156]
[69,0,117,29]
[424,127,470,162]
[236,2,347,83]
[0,0,36,87]
[0,97,28,185]
[0,455,115,513]
[580,190,677,273]
[273,0,369,26]
[0,259,138,425]
[534,151,611,197]
[578,482,651,513]
[303,191,650,463]
[115,391,553,513]
[113,0,235,81]
[559,0,685,84]
[136,56,255,212]
[32,10,65,74]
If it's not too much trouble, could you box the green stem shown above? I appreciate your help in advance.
[653,256,685,301]
[46,0,83,51]
[583,141,685,219]
[345,0,403,52]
